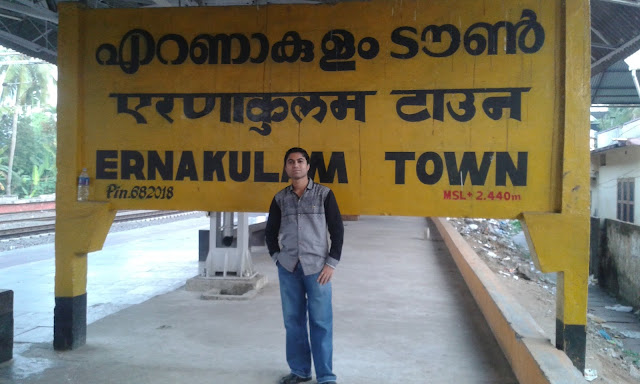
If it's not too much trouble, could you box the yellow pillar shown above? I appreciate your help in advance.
[521,214,589,370]
[521,0,591,371]
[55,2,115,350]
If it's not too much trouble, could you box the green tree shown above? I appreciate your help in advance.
[0,107,57,198]
[0,59,54,196]
[595,107,640,131]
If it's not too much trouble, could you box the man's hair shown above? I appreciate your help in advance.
[284,147,310,165]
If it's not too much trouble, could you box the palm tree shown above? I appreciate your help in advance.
[0,58,52,196]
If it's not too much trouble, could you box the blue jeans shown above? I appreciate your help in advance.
[277,262,336,384]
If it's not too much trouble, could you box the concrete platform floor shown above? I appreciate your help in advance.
[0,215,517,384]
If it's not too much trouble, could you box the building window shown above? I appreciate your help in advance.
[600,154,606,166]
[617,178,635,223]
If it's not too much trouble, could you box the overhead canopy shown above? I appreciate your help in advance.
[1,0,640,105]
[591,59,640,106]
[590,0,640,106]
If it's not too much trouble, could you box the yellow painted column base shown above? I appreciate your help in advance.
[521,212,589,372]
[54,201,115,350]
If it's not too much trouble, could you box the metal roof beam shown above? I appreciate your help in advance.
[149,0,173,6]
[591,26,612,46]
[10,0,49,9]
[596,68,639,73]
[0,29,56,61]
[595,0,640,7]
[592,33,640,76]
[593,43,617,50]
[0,2,58,24]
[25,17,55,51]
[85,0,117,9]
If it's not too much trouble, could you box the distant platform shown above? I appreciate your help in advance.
[0,195,56,214]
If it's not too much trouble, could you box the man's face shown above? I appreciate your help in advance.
[285,152,310,181]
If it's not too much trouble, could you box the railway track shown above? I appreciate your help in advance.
[0,210,191,240]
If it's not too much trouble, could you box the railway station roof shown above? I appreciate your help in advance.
[1,0,640,106]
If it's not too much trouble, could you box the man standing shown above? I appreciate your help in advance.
[265,147,344,384]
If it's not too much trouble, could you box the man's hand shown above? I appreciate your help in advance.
[317,265,334,285]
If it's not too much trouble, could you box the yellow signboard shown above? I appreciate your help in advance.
[56,1,590,368]
[66,0,562,217]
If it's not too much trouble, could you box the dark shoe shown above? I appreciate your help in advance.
[279,373,312,384]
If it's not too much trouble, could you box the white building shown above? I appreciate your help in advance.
[590,118,640,222]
